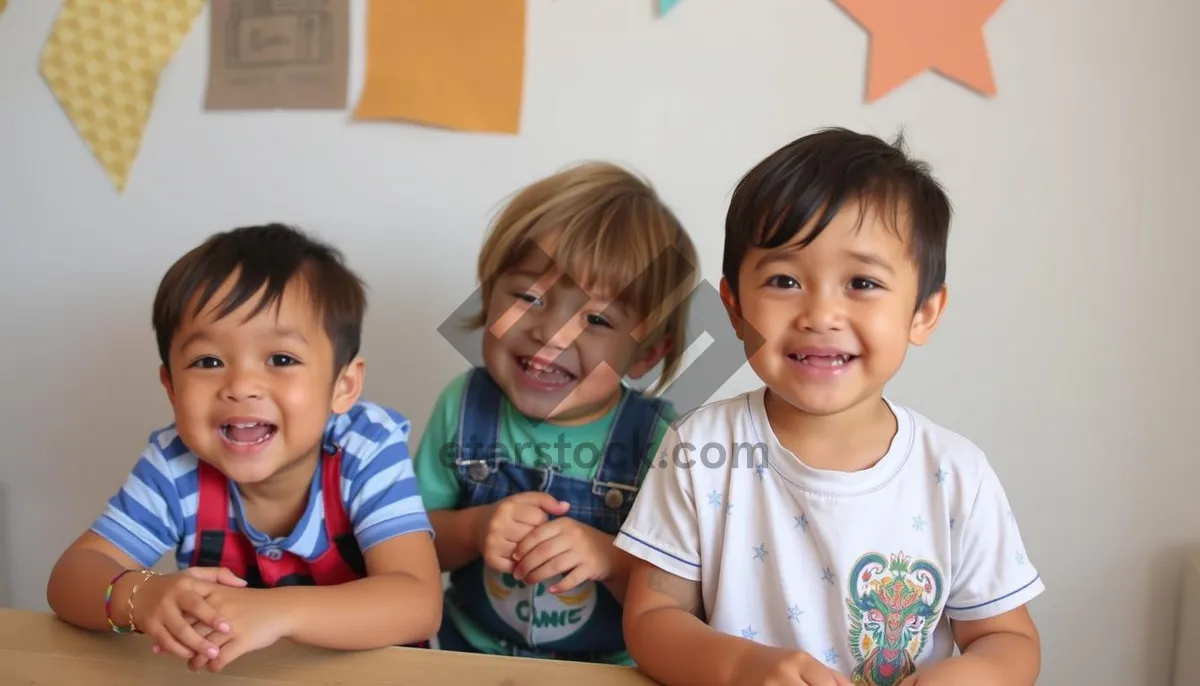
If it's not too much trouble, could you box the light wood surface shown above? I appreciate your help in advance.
[0,607,660,685]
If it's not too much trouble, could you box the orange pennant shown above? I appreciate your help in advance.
[834,0,1005,103]
[354,0,525,134]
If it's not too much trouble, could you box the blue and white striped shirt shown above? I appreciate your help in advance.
[91,401,433,570]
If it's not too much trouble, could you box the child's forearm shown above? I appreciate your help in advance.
[600,541,633,602]
[626,607,761,686]
[47,545,136,631]
[428,508,490,571]
[957,631,1041,685]
[277,572,442,649]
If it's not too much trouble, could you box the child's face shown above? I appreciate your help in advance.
[482,238,667,426]
[159,276,362,490]
[722,203,945,419]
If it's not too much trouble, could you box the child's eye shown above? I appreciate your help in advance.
[268,354,299,367]
[765,275,800,289]
[514,292,543,306]
[190,356,222,369]
[850,277,882,290]
[585,313,612,328]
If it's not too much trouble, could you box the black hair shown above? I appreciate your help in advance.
[722,127,952,307]
[152,223,366,373]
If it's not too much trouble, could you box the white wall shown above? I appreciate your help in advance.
[2,1,1197,684]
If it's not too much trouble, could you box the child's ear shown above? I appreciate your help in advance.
[159,364,176,405]
[331,357,366,414]
[910,285,948,346]
[627,335,672,380]
[719,277,745,341]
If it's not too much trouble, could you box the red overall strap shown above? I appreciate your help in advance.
[304,448,366,585]
[194,461,229,532]
[320,449,353,541]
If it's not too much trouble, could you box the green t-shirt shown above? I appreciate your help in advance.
[413,371,676,664]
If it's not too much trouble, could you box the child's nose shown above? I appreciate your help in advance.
[528,309,583,351]
[221,368,265,401]
[797,293,845,332]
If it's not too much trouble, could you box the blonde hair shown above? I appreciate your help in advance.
[467,161,699,394]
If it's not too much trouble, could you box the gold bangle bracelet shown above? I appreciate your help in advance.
[124,569,160,634]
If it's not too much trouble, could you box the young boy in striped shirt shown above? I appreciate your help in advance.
[46,224,442,673]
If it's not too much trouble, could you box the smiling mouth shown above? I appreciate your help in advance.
[787,353,858,367]
[517,356,577,384]
[220,422,278,445]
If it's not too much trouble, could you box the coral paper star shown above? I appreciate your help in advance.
[834,0,1006,102]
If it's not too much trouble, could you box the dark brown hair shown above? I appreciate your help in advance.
[723,127,952,308]
[152,223,366,373]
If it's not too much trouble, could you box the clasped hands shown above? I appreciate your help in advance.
[129,567,290,673]
[476,491,616,594]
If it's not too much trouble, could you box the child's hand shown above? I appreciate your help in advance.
[179,587,295,673]
[475,492,570,573]
[131,567,247,662]
[510,517,614,593]
[736,645,854,686]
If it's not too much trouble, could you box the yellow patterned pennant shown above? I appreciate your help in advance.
[40,0,205,192]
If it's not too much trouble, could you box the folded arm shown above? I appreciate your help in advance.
[428,507,488,571]
[275,531,443,649]
[930,607,1040,685]
[47,531,144,631]
[623,558,768,686]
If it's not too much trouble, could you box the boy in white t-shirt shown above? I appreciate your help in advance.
[615,128,1044,686]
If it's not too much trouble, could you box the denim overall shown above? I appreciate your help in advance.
[441,366,666,661]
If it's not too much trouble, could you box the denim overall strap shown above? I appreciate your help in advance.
[587,390,668,526]
[457,366,503,466]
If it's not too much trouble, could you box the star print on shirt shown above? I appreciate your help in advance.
[741,626,758,640]
[725,501,734,516]
[912,515,926,531]
[787,604,803,623]
[822,567,835,585]
[935,468,947,484]
[755,463,768,479]
[753,544,768,562]
[794,513,809,532]
[707,490,722,507]
[823,647,839,664]
[1016,552,1025,566]
[949,517,956,530]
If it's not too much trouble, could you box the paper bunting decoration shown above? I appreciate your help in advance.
[834,0,1005,103]
[40,0,205,192]
[659,0,681,16]
[354,0,526,135]
[205,0,352,111]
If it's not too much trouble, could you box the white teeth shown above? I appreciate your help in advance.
[798,354,851,365]
[220,423,277,445]
[521,357,565,375]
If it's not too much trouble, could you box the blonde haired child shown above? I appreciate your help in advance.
[414,161,698,665]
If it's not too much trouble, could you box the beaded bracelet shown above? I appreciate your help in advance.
[104,569,138,634]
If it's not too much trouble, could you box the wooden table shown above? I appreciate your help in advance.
[0,607,659,685]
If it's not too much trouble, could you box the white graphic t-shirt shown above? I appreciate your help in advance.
[615,388,1044,683]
